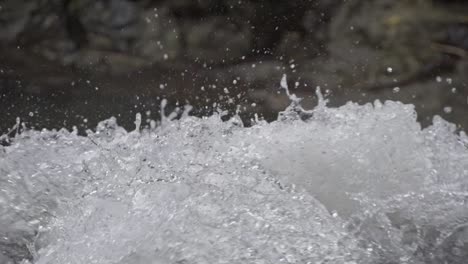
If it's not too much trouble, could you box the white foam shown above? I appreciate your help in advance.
[1,84,468,263]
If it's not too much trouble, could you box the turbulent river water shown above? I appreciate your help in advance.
[1,78,468,263]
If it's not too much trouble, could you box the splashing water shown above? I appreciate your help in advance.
[1,76,468,264]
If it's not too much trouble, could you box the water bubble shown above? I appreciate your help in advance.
[134,113,142,131]
[150,120,156,129]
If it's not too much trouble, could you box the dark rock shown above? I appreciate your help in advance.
[183,16,251,64]
[77,0,142,51]
[0,1,37,42]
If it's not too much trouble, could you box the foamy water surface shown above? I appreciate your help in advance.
[1,83,468,264]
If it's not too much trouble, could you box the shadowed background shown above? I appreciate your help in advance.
[1,0,468,134]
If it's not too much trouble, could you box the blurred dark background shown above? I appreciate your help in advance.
[1,0,468,134]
